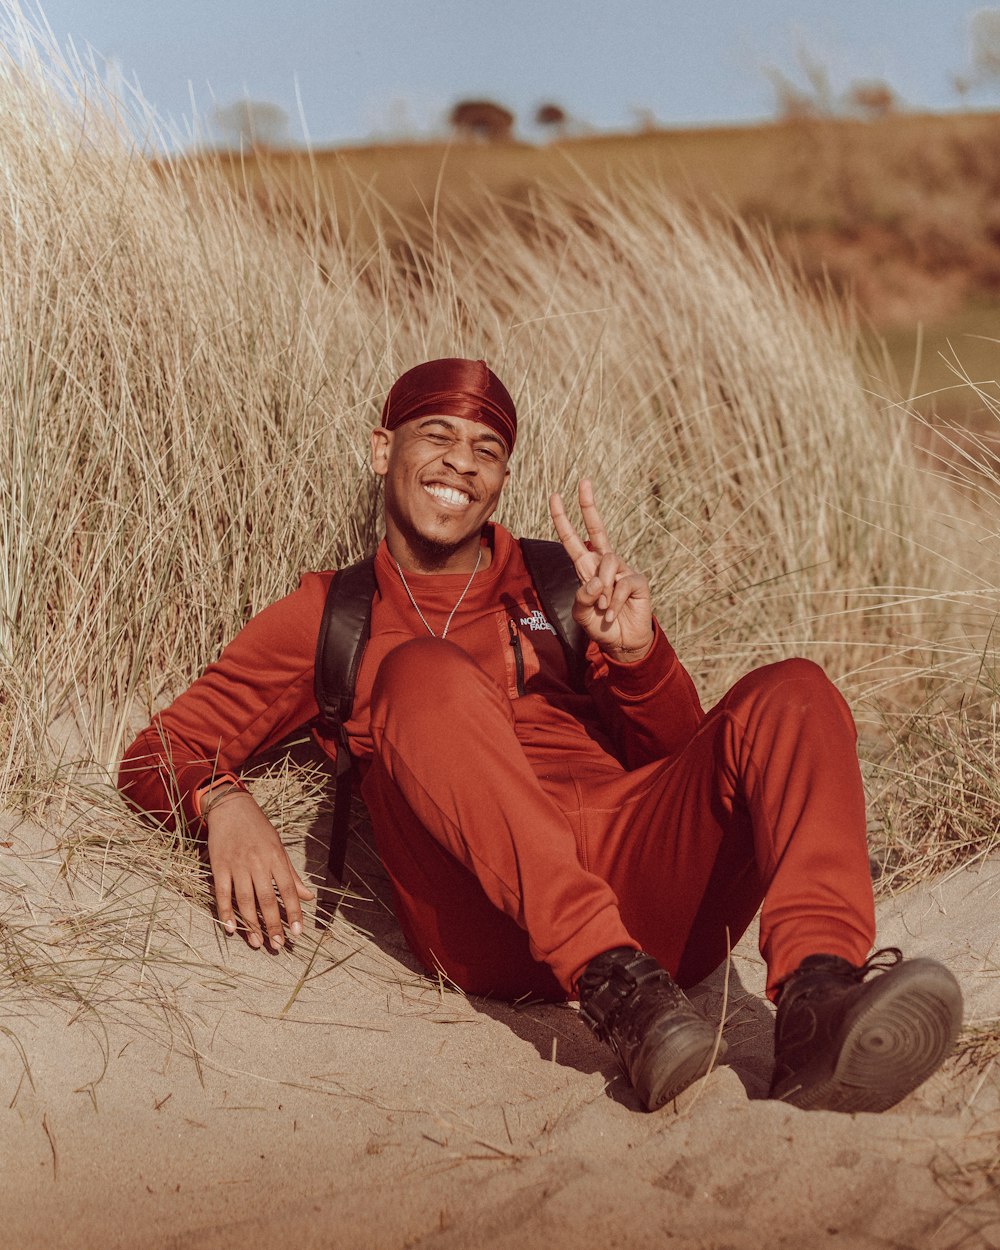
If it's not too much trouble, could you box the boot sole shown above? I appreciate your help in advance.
[771,959,963,1113]
[633,1016,728,1111]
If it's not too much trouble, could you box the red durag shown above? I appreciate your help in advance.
[380,358,517,453]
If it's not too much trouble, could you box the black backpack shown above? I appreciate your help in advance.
[313,538,586,887]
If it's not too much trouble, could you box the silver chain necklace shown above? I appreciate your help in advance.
[394,546,483,638]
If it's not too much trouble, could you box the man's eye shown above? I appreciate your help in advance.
[477,447,499,461]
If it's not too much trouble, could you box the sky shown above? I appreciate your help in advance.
[19,1,1000,149]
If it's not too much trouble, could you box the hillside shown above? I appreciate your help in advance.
[178,111,1000,420]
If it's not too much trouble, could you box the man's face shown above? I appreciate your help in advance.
[371,415,511,570]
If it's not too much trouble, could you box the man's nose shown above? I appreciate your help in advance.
[442,441,477,473]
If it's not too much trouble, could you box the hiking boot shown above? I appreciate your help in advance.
[769,947,963,1113]
[577,947,726,1111]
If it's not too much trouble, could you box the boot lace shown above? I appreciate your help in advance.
[851,946,903,981]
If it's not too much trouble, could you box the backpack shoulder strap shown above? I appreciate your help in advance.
[313,556,376,898]
[518,537,588,687]
[314,556,377,729]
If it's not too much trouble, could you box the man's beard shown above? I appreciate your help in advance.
[400,518,477,571]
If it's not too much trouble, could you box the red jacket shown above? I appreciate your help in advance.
[118,525,705,827]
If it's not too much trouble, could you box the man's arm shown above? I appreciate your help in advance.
[549,480,704,767]
[586,624,704,767]
[117,571,333,950]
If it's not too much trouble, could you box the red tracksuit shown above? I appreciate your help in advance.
[118,524,876,1000]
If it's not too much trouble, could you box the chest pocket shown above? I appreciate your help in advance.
[497,591,569,698]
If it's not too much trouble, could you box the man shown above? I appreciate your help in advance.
[119,357,962,1113]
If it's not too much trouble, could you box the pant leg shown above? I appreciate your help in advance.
[582,658,876,1000]
[366,642,875,1005]
[364,637,636,996]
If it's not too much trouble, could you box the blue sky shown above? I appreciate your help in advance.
[24,1,1000,148]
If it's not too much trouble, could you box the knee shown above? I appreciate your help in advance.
[370,638,509,744]
[724,658,854,734]
[371,638,470,715]
[743,657,833,700]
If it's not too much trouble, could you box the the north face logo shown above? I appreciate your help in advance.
[520,609,557,635]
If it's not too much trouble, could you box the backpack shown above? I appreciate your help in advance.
[313,538,587,887]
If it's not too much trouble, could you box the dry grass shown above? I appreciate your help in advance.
[0,1,996,1042]
[866,383,1000,889]
[954,1021,1000,1078]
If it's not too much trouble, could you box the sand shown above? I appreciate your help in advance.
[2,804,998,1250]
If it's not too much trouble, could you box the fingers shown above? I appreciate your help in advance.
[294,871,316,902]
[554,479,654,654]
[268,862,316,943]
[576,552,626,616]
[550,481,617,588]
[232,869,266,950]
[550,480,612,561]
[606,571,649,623]
[207,800,314,952]
[217,855,313,951]
[549,490,591,576]
[256,863,291,950]
[213,867,237,938]
[577,479,612,555]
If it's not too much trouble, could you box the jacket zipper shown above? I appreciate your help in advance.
[507,617,525,697]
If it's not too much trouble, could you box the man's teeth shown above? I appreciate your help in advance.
[424,484,471,507]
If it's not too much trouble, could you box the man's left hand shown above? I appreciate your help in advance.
[549,479,654,664]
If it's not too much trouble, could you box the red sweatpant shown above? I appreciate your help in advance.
[363,639,876,1002]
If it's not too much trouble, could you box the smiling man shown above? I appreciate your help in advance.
[119,357,962,1114]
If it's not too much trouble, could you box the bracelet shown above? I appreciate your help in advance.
[193,773,248,819]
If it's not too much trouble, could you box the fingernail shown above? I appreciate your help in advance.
[291,921,302,937]
[249,934,262,949]
[271,935,284,950]
[224,920,235,934]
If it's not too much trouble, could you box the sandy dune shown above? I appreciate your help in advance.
[3,808,998,1250]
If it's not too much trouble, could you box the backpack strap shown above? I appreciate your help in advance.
[518,538,588,690]
[314,556,377,728]
[313,556,377,896]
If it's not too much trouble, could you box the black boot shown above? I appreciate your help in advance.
[577,947,726,1111]
[770,947,963,1112]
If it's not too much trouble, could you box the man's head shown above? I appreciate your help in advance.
[371,358,516,572]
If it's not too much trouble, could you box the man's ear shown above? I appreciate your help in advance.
[370,427,391,477]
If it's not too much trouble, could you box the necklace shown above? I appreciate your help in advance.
[395,546,483,639]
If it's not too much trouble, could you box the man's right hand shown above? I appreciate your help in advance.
[205,792,315,951]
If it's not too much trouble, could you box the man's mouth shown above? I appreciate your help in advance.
[423,483,472,508]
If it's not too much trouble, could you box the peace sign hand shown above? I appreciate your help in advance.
[548,479,654,663]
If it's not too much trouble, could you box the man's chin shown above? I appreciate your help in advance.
[407,528,476,570]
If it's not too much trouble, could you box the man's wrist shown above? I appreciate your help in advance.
[194,773,248,819]
[601,634,655,665]
[202,785,253,818]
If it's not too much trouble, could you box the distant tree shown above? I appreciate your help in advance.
[535,102,567,135]
[212,99,290,149]
[846,80,897,119]
[448,99,515,142]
